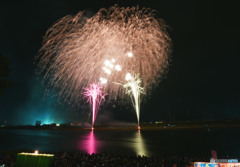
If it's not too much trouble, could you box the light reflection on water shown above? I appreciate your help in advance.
[78,130,99,154]
[133,130,147,156]
[1,128,240,157]
[78,130,147,156]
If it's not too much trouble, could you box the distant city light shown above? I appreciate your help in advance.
[56,124,60,127]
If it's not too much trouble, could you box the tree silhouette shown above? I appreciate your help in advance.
[0,53,12,96]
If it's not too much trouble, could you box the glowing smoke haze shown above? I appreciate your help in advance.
[38,5,172,104]
[83,83,106,127]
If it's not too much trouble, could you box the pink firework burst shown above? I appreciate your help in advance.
[83,83,106,128]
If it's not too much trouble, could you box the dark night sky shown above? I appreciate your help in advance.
[0,0,239,125]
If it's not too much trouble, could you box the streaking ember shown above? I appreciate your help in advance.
[83,83,106,128]
[38,5,172,104]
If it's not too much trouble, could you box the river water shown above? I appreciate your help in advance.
[0,128,239,158]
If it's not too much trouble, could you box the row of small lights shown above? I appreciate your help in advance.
[19,150,54,157]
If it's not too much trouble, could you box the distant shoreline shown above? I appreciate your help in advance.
[1,119,240,131]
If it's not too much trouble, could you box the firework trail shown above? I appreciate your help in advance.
[118,72,144,127]
[38,5,171,104]
[83,83,106,128]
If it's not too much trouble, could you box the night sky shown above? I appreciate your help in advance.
[0,0,239,125]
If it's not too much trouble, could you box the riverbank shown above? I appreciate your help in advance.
[1,119,240,131]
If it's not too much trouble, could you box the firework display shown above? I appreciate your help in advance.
[38,5,171,103]
[117,72,144,127]
[83,83,106,128]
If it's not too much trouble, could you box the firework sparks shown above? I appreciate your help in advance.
[118,72,144,127]
[38,5,171,104]
[83,83,106,128]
